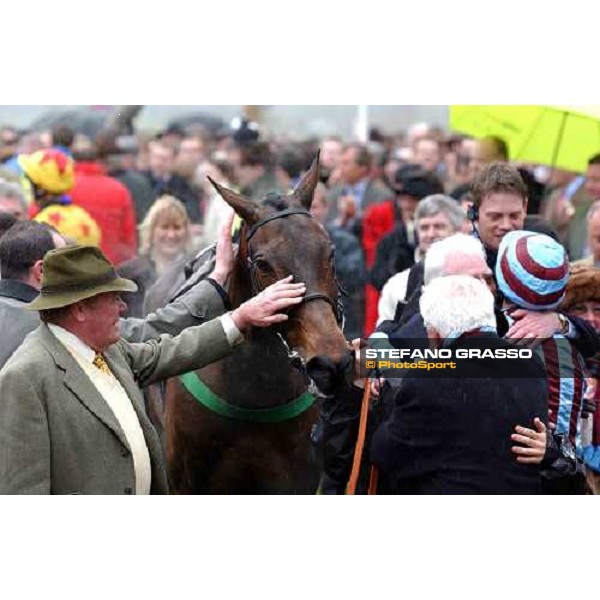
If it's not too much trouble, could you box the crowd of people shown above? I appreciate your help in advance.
[1,113,600,494]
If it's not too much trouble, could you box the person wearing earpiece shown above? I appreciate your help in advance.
[384,163,599,360]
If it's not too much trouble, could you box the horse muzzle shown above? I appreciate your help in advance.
[305,352,354,396]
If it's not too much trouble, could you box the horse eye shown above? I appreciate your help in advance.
[255,259,273,273]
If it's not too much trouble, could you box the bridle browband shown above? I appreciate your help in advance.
[246,207,312,242]
[244,207,346,333]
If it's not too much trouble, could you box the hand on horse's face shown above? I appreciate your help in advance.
[211,210,236,286]
[231,275,306,331]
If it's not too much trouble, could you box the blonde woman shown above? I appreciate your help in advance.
[118,195,193,317]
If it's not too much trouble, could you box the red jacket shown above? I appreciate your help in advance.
[362,200,396,335]
[362,200,396,268]
[71,162,137,265]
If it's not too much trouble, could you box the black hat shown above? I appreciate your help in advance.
[393,165,443,200]
[449,183,472,201]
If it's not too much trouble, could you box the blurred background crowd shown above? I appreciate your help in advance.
[1,105,599,340]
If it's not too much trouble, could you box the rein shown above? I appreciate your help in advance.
[347,379,379,496]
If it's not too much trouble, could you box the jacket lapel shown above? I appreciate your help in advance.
[38,325,131,451]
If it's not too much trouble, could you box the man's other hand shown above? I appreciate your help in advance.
[511,417,547,464]
[211,210,236,286]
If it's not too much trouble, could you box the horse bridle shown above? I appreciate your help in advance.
[244,207,346,370]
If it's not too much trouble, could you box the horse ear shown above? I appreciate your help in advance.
[291,151,321,210]
[207,177,260,225]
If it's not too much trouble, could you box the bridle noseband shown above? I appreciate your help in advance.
[244,207,346,373]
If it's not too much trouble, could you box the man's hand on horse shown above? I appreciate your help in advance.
[231,276,306,331]
[211,210,236,286]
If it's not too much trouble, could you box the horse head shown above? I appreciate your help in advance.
[208,153,353,395]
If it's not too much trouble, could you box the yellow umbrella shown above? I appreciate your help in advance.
[450,105,600,173]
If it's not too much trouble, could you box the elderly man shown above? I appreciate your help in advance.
[370,275,548,494]
[381,233,495,339]
[377,194,465,323]
[319,237,548,494]
[0,244,305,494]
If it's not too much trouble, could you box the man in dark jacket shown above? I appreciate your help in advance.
[370,275,548,494]
[327,142,393,235]
[0,221,65,370]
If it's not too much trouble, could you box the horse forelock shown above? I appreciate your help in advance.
[259,191,292,212]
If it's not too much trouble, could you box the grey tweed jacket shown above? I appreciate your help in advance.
[0,318,232,495]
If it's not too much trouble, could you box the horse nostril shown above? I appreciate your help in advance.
[306,352,354,396]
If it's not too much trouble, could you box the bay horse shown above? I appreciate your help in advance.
[164,156,351,494]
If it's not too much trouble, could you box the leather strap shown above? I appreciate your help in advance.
[246,208,312,242]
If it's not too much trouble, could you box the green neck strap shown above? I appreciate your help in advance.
[179,372,316,423]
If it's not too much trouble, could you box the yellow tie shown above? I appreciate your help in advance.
[93,353,111,376]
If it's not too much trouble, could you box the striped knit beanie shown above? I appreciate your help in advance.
[496,231,569,310]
